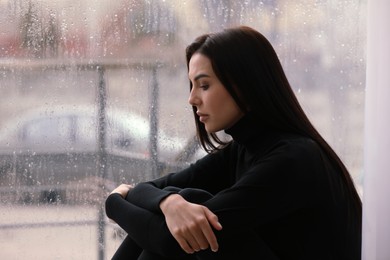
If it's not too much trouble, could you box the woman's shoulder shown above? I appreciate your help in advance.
[274,134,320,153]
[247,132,319,158]
[261,134,325,169]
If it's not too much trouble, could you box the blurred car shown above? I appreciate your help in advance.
[0,105,189,203]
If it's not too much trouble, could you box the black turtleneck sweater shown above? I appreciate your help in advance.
[105,115,361,260]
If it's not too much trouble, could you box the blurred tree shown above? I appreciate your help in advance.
[200,0,278,37]
[43,13,59,58]
[20,1,42,57]
[20,1,60,58]
[99,0,178,59]
[128,0,177,46]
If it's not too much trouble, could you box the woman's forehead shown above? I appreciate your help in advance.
[188,53,213,81]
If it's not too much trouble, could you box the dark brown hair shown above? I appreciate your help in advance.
[185,25,361,222]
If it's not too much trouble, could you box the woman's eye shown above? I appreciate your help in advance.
[200,84,209,90]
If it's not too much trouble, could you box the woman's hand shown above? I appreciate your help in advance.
[110,184,134,198]
[160,194,222,254]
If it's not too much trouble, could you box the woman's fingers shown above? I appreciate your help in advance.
[181,207,220,253]
[110,184,133,198]
[190,221,210,251]
[161,195,222,253]
[201,208,221,252]
[175,235,195,254]
[206,209,223,231]
[173,227,203,254]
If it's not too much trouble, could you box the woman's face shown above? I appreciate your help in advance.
[188,53,244,133]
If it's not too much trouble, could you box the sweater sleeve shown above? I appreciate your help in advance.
[105,138,330,258]
[105,193,192,258]
[204,139,321,230]
[128,139,322,231]
[104,148,235,258]
[126,146,234,212]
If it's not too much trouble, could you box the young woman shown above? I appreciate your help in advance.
[105,26,362,260]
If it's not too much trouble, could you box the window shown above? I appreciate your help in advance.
[23,117,74,145]
[0,1,366,259]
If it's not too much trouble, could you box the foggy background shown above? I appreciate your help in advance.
[0,0,366,259]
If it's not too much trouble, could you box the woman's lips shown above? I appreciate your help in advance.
[197,112,209,122]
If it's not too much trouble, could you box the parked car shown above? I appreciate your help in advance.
[0,105,190,203]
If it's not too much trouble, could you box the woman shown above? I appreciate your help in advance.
[105,26,362,259]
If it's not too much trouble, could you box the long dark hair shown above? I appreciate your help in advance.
[185,25,361,218]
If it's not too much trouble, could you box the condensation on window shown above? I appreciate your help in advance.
[0,0,366,259]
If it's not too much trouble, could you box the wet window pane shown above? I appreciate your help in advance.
[0,0,366,259]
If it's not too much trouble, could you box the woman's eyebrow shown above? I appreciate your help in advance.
[193,73,210,82]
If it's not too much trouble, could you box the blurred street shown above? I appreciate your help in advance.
[0,204,122,259]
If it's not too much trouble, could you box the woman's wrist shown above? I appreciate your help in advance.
[160,193,182,213]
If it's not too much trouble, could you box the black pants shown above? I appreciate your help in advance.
[112,187,279,260]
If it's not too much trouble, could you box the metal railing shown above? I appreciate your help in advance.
[0,59,163,260]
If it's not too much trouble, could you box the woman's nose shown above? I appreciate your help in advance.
[188,89,199,106]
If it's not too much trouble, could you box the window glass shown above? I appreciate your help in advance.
[0,0,366,259]
[76,115,98,148]
[23,116,73,145]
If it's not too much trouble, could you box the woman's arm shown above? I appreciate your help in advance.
[108,138,323,255]
[133,139,319,228]
[126,147,234,212]
[105,147,233,256]
[105,193,196,258]
[203,140,320,230]
[126,139,322,253]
